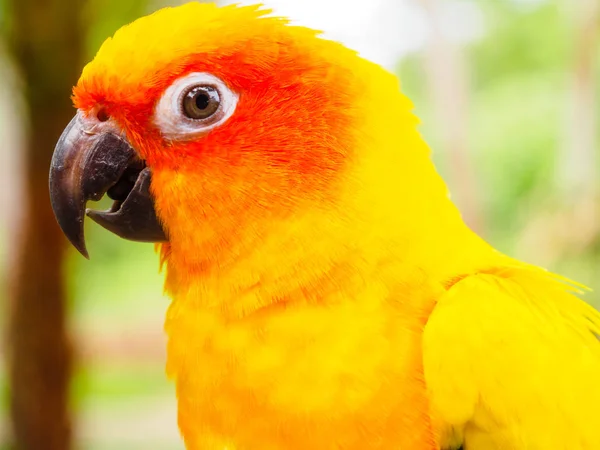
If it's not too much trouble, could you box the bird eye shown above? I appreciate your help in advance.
[154,72,238,141]
[182,85,220,120]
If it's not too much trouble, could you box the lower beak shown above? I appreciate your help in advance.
[49,112,167,258]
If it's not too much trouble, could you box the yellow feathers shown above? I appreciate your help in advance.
[425,268,600,449]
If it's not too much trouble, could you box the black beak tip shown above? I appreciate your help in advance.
[54,219,90,259]
[76,246,90,260]
[49,197,90,259]
[74,239,90,260]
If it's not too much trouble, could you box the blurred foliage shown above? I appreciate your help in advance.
[398,0,600,306]
[83,0,150,58]
[400,1,566,238]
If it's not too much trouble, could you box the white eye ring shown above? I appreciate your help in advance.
[154,72,239,141]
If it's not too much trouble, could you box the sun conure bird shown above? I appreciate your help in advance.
[49,2,600,449]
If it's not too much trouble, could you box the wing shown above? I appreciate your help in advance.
[423,267,600,450]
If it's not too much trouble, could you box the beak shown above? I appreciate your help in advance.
[49,112,167,258]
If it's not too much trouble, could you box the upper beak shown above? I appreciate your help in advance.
[49,112,167,258]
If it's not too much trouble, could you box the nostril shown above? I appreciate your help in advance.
[97,108,110,122]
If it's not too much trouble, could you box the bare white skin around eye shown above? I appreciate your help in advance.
[153,72,239,141]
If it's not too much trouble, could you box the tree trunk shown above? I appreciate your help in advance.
[4,1,84,449]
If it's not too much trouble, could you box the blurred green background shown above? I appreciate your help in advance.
[0,0,598,449]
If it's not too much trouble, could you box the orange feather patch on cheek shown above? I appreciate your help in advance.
[141,50,361,255]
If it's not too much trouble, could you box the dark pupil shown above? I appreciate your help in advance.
[195,93,210,110]
[183,85,220,120]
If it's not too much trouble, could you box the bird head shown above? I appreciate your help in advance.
[50,2,462,274]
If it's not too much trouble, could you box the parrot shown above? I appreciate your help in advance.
[48,2,600,450]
